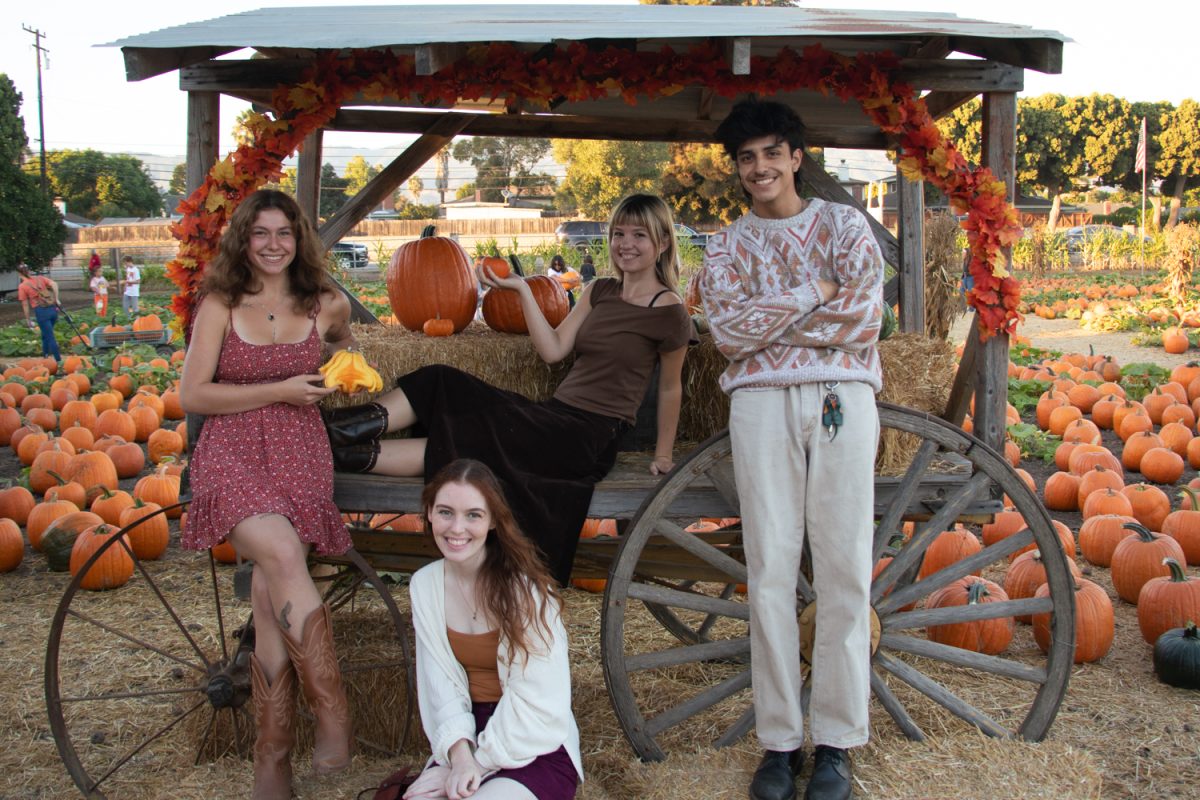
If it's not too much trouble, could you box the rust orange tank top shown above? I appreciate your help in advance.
[447,627,503,703]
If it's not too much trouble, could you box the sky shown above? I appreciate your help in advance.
[3,0,1197,189]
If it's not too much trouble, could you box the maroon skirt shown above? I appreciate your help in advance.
[397,365,625,585]
[473,702,579,800]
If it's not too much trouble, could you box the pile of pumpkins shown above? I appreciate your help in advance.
[0,353,185,591]
[385,226,568,337]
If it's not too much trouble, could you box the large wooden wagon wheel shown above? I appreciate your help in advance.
[601,402,1076,761]
[45,505,414,799]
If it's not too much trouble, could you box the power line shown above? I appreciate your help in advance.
[22,24,49,193]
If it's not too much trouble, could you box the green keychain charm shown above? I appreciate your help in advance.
[822,381,843,441]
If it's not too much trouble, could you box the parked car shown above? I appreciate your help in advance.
[330,240,370,269]
[555,220,607,251]
[674,223,709,249]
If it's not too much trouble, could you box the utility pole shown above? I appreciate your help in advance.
[23,24,49,194]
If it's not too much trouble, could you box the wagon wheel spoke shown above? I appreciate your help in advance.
[702,461,740,513]
[88,698,209,793]
[878,634,1047,683]
[875,528,1034,615]
[643,668,753,739]
[869,669,924,741]
[872,437,939,560]
[712,703,757,749]
[885,597,1051,630]
[62,609,206,674]
[874,651,1008,737]
[627,582,749,621]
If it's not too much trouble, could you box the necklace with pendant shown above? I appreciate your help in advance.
[245,296,287,341]
[452,571,480,622]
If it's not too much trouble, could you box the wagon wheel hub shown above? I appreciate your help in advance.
[204,659,251,710]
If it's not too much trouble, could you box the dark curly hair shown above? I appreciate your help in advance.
[201,190,333,313]
[715,99,808,192]
[422,459,562,664]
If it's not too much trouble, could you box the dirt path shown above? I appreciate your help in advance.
[949,313,1177,368]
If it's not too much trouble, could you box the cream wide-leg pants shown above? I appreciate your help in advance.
[729,381,878,751]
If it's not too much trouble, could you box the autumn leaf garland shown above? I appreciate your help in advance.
[168,41,1022,338]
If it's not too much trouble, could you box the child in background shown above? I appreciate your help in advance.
[90,264,109,317]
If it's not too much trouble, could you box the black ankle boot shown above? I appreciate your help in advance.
[323,403,389,449]
[331,442,380,473]
[804,746,851,800]
[750,749,804,800]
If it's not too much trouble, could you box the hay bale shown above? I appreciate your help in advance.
[336,323,954,466]
[876,333,957,474]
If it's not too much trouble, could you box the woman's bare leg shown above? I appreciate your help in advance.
[372,437,427,476]
[374,388,418,433]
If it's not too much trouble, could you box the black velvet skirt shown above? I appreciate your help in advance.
[397,365,625,585]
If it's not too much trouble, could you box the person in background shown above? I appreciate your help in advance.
[547,255,581,309]
[700,99,883,800]
[17,263,62,362]
[179,189,356,799]
[578,253,596,285]
[90,263,109,318]
[403,458,582,800]
[119,255,141,315]
[322,194,693,586]
[88,250,102,275]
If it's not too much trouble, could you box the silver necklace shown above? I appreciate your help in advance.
[451,571,480,622]
[243,296,288,341]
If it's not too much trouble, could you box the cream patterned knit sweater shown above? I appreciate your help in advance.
[699,198,884,394]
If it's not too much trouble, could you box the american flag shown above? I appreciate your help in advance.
[1134,116,1148,174]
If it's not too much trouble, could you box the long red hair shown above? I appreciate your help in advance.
[422,459,561,663]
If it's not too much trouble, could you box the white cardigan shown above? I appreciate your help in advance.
[409,560,584,780]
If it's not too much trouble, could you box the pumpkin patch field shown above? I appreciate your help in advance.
[2,301,1200,798]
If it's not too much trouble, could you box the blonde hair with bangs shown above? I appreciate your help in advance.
[606,194,680,291]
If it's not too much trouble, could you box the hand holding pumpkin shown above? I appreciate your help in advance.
[476,262,526,292]
[319,349,384,394]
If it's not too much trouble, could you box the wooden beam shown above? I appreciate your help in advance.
[415,44,466,76]
[328,109,889,148]
[912,36,951,60]
[800,157,900,272]
[185,92,219,195]
[181,56,1022,98]
[923,90,977,120]
[896,170,925,333]
[947,36,1064,75]
[728,38,752,75]
[295,129,323,222]
[973,91,1018,453]
[697,88,714,121]
[943,311,979,426]
[896,59,1022,93]
[123,46,238,82]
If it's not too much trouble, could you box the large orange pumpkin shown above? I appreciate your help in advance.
[0,518,23,572]
[134,463,182,517]
[924,577,1014,654]
[69,523,134,591]
[385,225,477,333]
[119,499,169,561]
[482,275,570,334]
[0,485,36,526]
[64,450,120,502]
[1111,521,1187,604]
[1137,558,1200,645]
[1032,578,1114,663]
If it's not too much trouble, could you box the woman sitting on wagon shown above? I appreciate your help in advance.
[324,193,694,585]
[403,458,582,800]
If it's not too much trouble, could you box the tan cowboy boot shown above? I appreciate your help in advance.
[282,604,352,774]
[250,654,296,800]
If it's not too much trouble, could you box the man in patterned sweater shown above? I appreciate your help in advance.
[699,100,884,800]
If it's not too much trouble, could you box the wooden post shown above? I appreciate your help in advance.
[296,128,323,222]
[185,92,219,194]
[897,169,925,333]
[974,91,1017,453]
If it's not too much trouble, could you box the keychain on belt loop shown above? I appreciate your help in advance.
[821,381,843,441]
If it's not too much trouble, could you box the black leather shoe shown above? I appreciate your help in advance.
[749,749,804,800]
[331,442,380,474]
[323,402,388,449]
[804,746,851,800]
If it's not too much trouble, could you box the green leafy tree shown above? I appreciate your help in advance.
[343,155,381,197]
[168,162,188,195]
[319,163,350,219]
[456,182,476,200]
[232,109,256,148]
[936,98,981,166]
[553,139,669,218]
[0,74,65,269]
[1065,93,1135,188]
[661,142,746,225]
[1156,99,1200,228]
[408,175,425,203]
[28,149,163,219]
[451,137,555,202]
[277,166,297,196]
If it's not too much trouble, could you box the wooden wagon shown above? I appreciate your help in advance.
[44,6,1077,797]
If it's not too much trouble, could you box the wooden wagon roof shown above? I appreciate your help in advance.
[104,5,1067,150]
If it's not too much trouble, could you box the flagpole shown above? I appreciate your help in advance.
[1141,166,1147,271]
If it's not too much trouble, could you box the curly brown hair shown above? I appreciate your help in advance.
[421,459,562,663]
[201,190,332,313]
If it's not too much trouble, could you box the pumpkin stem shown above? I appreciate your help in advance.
[508,253,524,277]
[1163,557,1188,583]
[1179,485,1200,512]
[1183,621,1199,639]
[48,470,68,486]
[1121,520,1158,543]
[420,224,437,238]
[966,580,990,604]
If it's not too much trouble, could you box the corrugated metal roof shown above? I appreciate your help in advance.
[103,5,1068,52]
